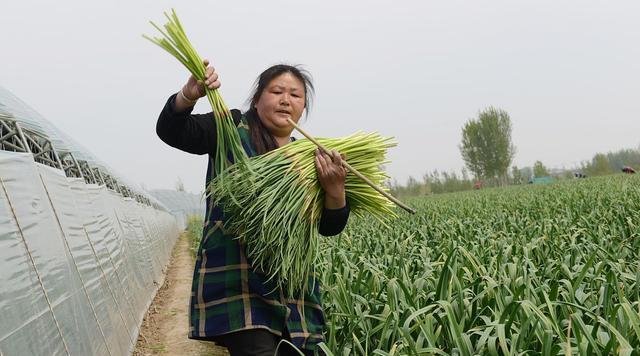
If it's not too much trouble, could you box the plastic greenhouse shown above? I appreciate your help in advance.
[0,85,196,355]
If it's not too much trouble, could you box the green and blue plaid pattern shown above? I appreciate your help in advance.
[188,115,325,351]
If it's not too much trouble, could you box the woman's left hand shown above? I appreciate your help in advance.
[315,148,347,209]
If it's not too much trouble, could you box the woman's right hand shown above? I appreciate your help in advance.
[177,59,220,108]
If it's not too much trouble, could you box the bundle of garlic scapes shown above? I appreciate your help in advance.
[209,133,397,295]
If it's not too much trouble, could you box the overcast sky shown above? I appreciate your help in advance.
[2,0,639,194]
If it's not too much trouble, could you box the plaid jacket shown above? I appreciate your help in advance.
[189,117,324,349]
[156,96,349,351]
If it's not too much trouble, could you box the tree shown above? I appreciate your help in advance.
[606,148,640,171]
[588,153,611,176]
[511,165,523,184]
[461,168,470,182]
[533,161,549,177]
[459,107,516,184]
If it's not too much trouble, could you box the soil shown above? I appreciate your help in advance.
[133,233,229,356]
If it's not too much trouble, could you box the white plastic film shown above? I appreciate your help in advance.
[1,86,181,355]
[75,184,134,356]
[1,150,179,356]
[36,165,112,356]
[0,151,85,356]
[0,152,67,355]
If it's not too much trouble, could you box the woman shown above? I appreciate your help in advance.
[156,60,350,355]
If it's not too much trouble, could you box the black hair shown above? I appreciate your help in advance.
[245,64,314,155]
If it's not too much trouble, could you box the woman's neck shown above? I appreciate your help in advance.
[274,135,290,148]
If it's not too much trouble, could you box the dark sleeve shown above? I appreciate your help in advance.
[319,201,350,236]
[155,93,217,155]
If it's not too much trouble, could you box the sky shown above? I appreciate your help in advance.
[1,0,639,194]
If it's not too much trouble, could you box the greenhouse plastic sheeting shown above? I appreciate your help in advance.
[0,151,179,356]
[149,189,205,230]
[0,85,164,206]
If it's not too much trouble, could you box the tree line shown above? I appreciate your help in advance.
[390,107,639,197]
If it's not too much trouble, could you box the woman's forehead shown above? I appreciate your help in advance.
[268,73,304,90]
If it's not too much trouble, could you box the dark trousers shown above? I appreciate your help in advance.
[216,329,317,356]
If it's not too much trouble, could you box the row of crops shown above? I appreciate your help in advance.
[318,174,640,355]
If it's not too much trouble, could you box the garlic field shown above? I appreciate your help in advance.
[319,175,640,355]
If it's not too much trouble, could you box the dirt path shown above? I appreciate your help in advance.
[134,233,228,356]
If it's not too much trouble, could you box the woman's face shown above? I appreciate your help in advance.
[255,72,306,137]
